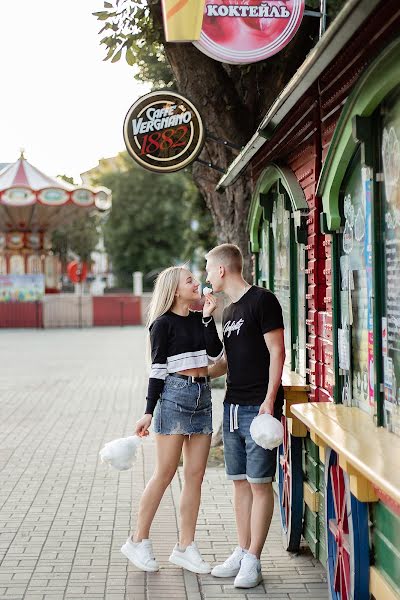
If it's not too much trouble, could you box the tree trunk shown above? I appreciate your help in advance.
[147,0,318,279]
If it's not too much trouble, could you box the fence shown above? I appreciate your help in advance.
[0,301,43,328]
[0,295,141,328]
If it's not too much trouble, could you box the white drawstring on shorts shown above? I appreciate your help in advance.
[229,404,239,433]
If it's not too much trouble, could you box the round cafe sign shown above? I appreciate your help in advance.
[123,91,205,173]
[193,0,305,64]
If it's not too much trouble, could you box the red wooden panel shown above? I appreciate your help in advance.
[316,338,334,368]
[306,308,318,336]
[315,387,333,403]
[93,295,141,326]
[0,302,43,328]
[306,335,317,361]
[309,384,316,402]
[317,311,332,338]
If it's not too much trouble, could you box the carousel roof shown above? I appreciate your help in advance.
[0,153,111,232]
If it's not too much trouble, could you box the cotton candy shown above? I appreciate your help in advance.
[250,414,284,450]
[203,286,213,295]
[99,435,142,471]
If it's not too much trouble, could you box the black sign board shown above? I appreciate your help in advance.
[123,91,205,173]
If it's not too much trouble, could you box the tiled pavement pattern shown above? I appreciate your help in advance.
[0,328,327,600]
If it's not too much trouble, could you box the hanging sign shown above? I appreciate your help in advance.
[161,0,305,64]
[195,0,305,64]
[162,0,206,42]
[123,91,205,173]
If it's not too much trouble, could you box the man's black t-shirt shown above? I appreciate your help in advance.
[222,285,284,407]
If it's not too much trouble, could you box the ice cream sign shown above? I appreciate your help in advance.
[123,91,205,173]
[162,0,305,64]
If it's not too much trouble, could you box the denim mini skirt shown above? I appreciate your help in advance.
[153,375,212,436]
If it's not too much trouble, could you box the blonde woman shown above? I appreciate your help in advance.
[121,265,223,574]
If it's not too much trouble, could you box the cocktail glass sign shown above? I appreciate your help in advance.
[123,91,205,173]
[162,0,305,64]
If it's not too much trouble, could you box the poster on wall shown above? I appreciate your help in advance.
[0,274,45,302]
[161,0,305,64]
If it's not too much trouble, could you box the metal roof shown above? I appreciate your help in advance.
[216,0,381,190]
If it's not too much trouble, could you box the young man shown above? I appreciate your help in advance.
[205,243,285,588]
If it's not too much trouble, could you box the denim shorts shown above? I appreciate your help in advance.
[153,375,212,436]
[223,403,283,484]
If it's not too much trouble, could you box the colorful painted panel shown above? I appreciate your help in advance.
[381,88,400,436]
[0,274,45,302]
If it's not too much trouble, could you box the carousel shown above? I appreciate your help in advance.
[0,152,111,300]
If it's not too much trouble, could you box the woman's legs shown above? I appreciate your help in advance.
[179,434,211,547]
[134,434,184,541]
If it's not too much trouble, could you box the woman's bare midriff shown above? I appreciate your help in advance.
[177,367,208,377]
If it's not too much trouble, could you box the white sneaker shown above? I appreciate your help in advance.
[234,553,263,588]
[121,537,159,572]
[211,546,246,577]
[169,542,211,574]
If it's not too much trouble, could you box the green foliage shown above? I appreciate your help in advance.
[94,0,174,88]
[90,152,216,289]
[52,216,100,264]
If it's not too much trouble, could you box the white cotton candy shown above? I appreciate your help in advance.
[203,286,213,295]
[250,414,284,450]
[99,435,142,471]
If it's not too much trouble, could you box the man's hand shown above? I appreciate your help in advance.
[203,293,217,318]
[258,398,275,416]
[135,414,152,437]
[208,356,227,379]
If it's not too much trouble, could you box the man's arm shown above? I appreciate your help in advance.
[259,328,285,415]
[208,354,227,379]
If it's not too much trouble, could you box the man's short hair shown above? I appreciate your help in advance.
[206,243,243,274]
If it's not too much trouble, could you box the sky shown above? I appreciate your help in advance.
[0,0,150,182]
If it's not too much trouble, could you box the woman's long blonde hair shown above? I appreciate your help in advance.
[146,265,185,328]
[146,265,186,365]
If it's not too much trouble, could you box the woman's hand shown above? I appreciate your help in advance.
[135,414,152,437]
[203,293,217,318]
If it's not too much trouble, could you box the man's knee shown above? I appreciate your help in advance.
[250,481,273,496]
[233,479,251,490]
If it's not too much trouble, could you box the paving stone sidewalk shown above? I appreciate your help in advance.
[0,328,327,600]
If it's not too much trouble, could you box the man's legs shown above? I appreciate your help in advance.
[248,482,274,558]
[233,479,252,550]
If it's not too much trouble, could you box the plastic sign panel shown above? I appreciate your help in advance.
[194,0,305,64]
[162,0,206,42]
[123,91,205,173]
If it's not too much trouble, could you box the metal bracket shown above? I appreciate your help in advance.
[304,0,327,38]
[205,131,243,151]
[195,158,226,174]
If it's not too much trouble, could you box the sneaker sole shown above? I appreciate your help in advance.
[211,567,240,578]
[121,544,159,572]
[234,573,263,588]
[169,553,211,574]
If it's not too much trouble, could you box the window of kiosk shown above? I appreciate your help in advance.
[272,190,293,367]
[258,217,272,289]
[256,184,306,375]
[337,149,371,414]
[297,243,306,378]
[380,87,400,436]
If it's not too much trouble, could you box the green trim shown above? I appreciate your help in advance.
[248,163,308,251]
[289,193,298,371]
[318,38,400,231]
